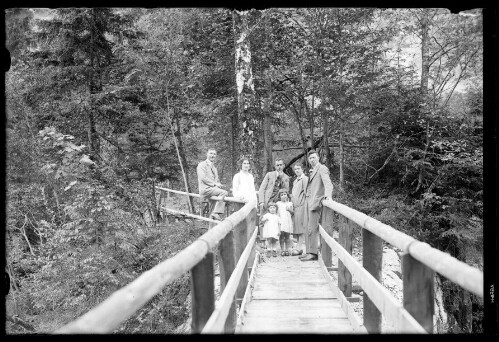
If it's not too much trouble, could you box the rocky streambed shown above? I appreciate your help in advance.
[328,231,448,333]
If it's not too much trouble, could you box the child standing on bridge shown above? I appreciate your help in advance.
[276,189,294,256]
[260,202,281,257]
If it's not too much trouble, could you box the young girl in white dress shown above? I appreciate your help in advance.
[232,158,257,207]
[276,189,294,256]
[260,202,281,257]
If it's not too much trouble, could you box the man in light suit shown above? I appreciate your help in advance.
[258,158,290,214]
[300,150,333,261]
[197,148,227,221]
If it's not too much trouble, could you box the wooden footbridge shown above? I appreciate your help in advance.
[55,186,483,334]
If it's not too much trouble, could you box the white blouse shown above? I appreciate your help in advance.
[232,171,257,207]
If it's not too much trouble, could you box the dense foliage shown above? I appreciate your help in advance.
[5,8,482,333]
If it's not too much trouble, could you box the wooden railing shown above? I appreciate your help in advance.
[318,199,484,333]
[54,187,483,334]
[55,188,257,334]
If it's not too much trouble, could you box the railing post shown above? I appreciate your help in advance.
[246,207,257,275]
[190,251,215,333]
[320,206,334,268]
[233,203,249,302]
[218,228,237,333]
[402,252,434,333]
[338,215,353,297]
[362,228,382,333]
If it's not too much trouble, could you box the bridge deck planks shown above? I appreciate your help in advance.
[237,256,355,333]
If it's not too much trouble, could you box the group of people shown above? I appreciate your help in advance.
[196,148,333,262]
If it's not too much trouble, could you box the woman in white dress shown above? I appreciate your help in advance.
[232,158,257,207]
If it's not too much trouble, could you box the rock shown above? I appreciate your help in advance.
[433,276,448,333]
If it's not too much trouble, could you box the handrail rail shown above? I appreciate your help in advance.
[321,199,483,298]
[202,226,259,333]
[319,225,427,333]
[160,206,220,224]
[55,198,257,334]
[155,186,246,204]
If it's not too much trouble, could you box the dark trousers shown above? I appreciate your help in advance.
[305,205,322,255]
[203,187,228,216]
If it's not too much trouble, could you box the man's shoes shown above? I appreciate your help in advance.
[210,213,222,221]
[298,253,309,259]
[300,254,318,262]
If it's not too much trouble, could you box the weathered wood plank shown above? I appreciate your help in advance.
[55,199,256,334]
[318,257,367,333]
[318,225,427,333]
[322,199,483,298]
[402,252,435,333]
[240,317,354,333]
[156,186,246,204]
[232,203,249,301]
[218,229,236,333]
[201,227,258,334]
[338,215,353,297]
[190,252,215,333]
[320,206,334,267]
[362,227,382,333]
[245,210,257,275]
[237,247,356,334]
[243,299,343,310]
[241,298,354,334]
[252,291,336,300]
[236,251,259,331]
[160,207,219,224]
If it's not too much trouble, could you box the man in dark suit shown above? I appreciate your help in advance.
[300,150,333,261]
[196,148,227,220]
[258,158,290,214]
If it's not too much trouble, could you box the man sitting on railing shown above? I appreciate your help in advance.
[300,150,333,262]
[197,148,227,221]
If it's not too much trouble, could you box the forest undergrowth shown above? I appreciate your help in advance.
[6,196,205,334]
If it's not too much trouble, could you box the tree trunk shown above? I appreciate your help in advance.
[262,14,273,178]
[283,136,324,176]
[175,114,196,213]
[87,10,101,162]
[233,10,257,164]
[338,123,345,191]
[296,103,310,169]
[86,106,99,161]
[414,121,431,193]
[231,14,239,178]
[420,9,430,97]
[322,110,331,170]
[151,178,158,226]
[262,96,273,175]
[337,16,345,191]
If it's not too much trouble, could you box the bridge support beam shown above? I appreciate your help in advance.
[320,207,334,268]
[190,252,215,333]
[362,228,382,333]
[338,215,353,297]
[402,253,434,333]
[246,208,257,277]
[218,229,237,333]
[233,203,249,302]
